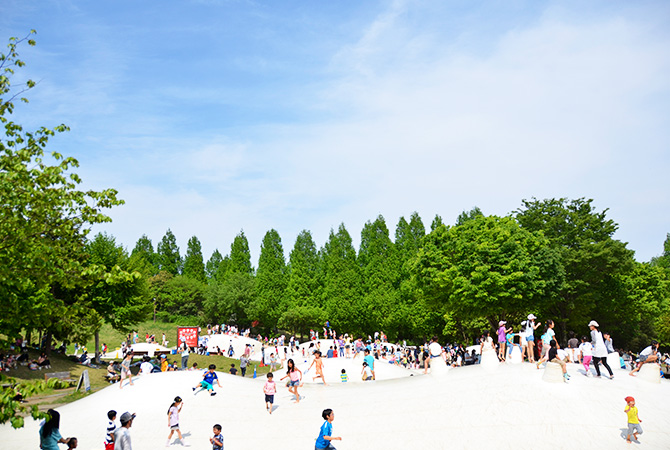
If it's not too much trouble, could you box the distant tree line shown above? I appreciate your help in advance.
[127,200,670,352]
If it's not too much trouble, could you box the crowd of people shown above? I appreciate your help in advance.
[16,313,668,450]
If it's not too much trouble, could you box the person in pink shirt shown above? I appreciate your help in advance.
[280,359,303,403]
[263,373,277,414]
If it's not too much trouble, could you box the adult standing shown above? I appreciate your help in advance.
[525,314,541,363]
[39,409,72,450]
[114,412,135,450]
[567,331,580,363]
[428,336,446,374]
[588,320,614,379]
[180,341,189,370]
[519,321,528,361]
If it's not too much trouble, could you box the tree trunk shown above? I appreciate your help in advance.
[95,329,101,365]
[43,331,52,356]
[25,329,32,347]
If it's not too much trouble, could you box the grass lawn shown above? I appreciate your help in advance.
[68,320,193,354]
[5,321,277,413]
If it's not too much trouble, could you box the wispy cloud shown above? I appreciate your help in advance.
[4,1,669,262]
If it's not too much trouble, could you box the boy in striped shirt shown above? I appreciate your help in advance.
[105,410,116,450]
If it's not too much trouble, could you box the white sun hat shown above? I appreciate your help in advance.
[499,321,506,326]
[588,320,599,327]
[527,314,536,320]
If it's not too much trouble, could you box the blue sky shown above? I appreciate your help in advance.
[2,0,669,264]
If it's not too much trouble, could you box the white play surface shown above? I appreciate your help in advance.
[2,352,669,449]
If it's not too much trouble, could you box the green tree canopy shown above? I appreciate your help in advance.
[320,224,363,333]
[157,229,182,275]
[182,235,206,283]
[229,230,253,275]
[0,32,123,340]
[0,32,124,428]
[516,198,635,339]
[205,249,223,281]
[85,233,151,361]
[412,215,563,329]
[131,234,158,275]
[285,230,320,308]
[253,229,287,330]
[455,206,484,226]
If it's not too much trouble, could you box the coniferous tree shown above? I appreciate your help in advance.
[253,229,287,330]
[182,236,206,283]
[131,234,159,275]
[455,206,484,226]
[359,215,400,334]
[285,230,320,308]
[229,230,253,275]
[431,214,444,231]
[157,229,182,275]
[206,250,223,281]
[321,224,363,333]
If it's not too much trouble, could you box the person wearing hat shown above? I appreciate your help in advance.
[624,396,643,443]
[114,412,136,450]
[588,320,614,379]
[519,321,528,361]
[497,321,512,361]
[525,314,541,363]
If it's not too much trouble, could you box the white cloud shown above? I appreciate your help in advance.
[57,2,670,262]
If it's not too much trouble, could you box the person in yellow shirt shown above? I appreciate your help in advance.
[624,396,643,443]
[160,355,168,372]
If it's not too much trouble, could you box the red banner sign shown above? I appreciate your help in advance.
[177,327,199,348]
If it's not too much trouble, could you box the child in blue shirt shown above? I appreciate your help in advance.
[210,424,224,450]
[315,409,341,450]
[193,364,221,396]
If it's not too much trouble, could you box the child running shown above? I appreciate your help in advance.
[263,373,276,414]
[210,424,223,450]
[280,359,302,403]
[193,364,221,396]
[579,336,593,376]
[166,396,185,446]
[624,396,643,444]
[315,408,342,450]
[309,350,327,385]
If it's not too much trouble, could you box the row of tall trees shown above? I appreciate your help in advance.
[128,202,670,352]
[3,32,669,364]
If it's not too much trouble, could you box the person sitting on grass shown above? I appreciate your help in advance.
[37,352,51,369]
[107,361,121,383]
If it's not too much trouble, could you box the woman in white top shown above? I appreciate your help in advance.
[588,320,613,379]
[480,331,495,354]
[525,314,542,363]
